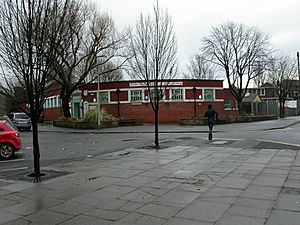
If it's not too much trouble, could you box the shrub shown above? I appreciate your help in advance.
[80,109,117,122]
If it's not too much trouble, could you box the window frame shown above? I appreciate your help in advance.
[130,89,143,102]
[171,88,183,101]
[150,88,164,101]
[203,89,214,101]
[99,91,109,103]
[224,100,232,110]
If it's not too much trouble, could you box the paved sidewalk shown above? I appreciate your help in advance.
[1,141,300,224]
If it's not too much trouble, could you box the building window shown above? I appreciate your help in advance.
[130,90,142,102]
[260,89,265,96]
[100,92,109,103]
[171,89,183,100]
[150,88,164,101]
[224,100,231,110]
[204,89,214,101]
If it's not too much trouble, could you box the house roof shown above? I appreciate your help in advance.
[242,93,261,102]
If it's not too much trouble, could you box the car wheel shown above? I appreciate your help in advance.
[0,143,15,160]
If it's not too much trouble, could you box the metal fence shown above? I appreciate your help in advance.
[242,100,300,116]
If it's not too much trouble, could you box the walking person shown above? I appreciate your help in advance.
[204,104,218,140]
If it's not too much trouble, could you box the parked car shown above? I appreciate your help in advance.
[0,115,18,130]
[7,112,31,131]
[0,120,22,159]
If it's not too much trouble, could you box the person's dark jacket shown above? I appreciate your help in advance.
[204,108,218,124]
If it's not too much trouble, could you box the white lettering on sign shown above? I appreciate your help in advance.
[129,82,183,87]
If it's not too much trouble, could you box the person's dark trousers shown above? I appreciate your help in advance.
[208,122,213,140]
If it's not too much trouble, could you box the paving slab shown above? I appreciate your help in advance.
[274,193,300,211]
[0,211,22,225]
[177,200,231,222]
[215,214,266,225]
[265,209,300,225]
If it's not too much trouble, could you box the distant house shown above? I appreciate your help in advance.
[244,81,300,115]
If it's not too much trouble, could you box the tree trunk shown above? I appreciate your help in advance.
[237,100,243,115]
[154,109,159,149]
[279,101,285,118]
[32,120,41,175]
[61,94,72,118]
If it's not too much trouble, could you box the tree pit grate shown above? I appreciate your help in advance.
[9,170,72,183]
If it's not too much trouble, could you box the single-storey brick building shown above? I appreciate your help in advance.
[42,79,239,123]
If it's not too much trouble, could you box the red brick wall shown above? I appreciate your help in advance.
[43,108,63,121]
[101,101,238,123]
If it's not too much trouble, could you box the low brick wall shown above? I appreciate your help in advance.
[235,115,278,123]
[118,119,143,126]
[180,115,278,125]
[53,120,119,129]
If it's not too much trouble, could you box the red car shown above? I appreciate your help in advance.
[0,120,22,159]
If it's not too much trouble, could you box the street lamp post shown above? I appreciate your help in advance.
[97,74,101,128]
[297,52,300,81]
[116,88,120,118]
[193,86,196,117]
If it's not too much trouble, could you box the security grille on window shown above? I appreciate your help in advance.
[100,92,109,103]
[131,90,142,102]
[171,89,183,100]
[204,89,214,100]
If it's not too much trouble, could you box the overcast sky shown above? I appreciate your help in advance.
[92,0,300,77]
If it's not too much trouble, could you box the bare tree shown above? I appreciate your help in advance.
[90,62,123,82]
[0,0,65,180]
[52,0,128,118]
[202,22,271,114]
[252,62,270,88]
[183,54,217,80]
[267,54,297,118]
[128,1,177,148]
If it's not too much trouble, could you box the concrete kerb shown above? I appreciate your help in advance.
[37,119,299,134]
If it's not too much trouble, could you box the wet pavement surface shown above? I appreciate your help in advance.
[1,141,300,225]
[1,118,300,225]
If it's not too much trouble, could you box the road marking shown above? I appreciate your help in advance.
[0,159,25,163]
[0,167,28,172]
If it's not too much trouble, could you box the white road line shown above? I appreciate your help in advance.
[0,159,25,163]
[0,167,28,172]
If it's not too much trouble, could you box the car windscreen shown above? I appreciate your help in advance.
[15,114,29,119]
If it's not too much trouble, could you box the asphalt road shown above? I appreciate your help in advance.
[1,117,300,179]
